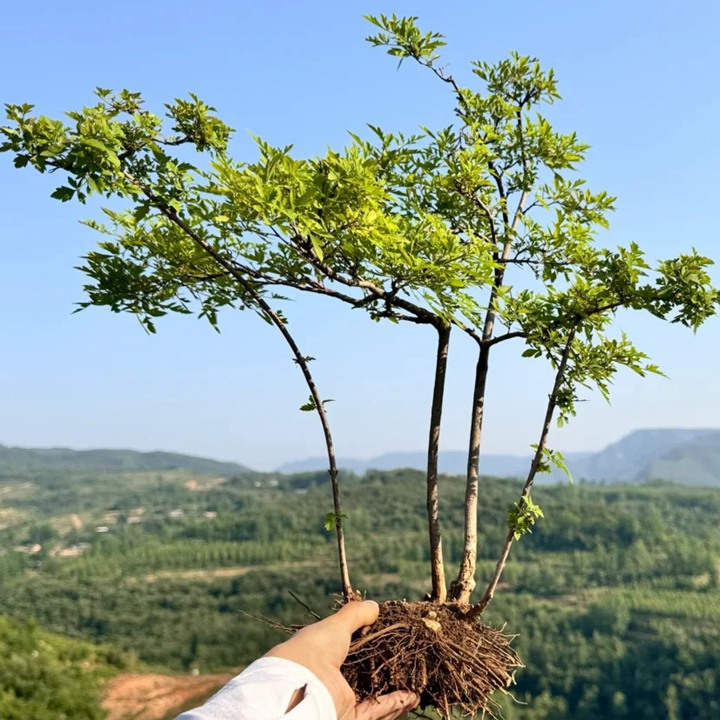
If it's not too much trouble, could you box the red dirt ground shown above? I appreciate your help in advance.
[102,672,234,720]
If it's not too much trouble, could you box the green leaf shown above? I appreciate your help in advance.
[299,396,334,412]
[81,137,109,152]
[310,237,324,262]
[299,396,317,412]
[133,204,150,221]
[324,511,348,531]
[508,495,544,540]
[50,186,75,202]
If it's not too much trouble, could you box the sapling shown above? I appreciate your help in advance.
[2,14,717,717]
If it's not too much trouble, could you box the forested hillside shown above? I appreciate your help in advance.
[0,614,133,719]
[1,465,719,718]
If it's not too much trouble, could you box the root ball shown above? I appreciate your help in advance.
[343,600,521,718]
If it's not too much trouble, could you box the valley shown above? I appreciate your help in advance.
[0,454,719,718]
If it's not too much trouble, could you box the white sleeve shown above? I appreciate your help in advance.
[175,657,337,720]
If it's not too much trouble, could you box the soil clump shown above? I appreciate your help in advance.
[343,600,521,718]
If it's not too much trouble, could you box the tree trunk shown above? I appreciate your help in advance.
[426,324,451,602]
[471,330,576,617]
[447,223,515,604]
[448,342,490,604]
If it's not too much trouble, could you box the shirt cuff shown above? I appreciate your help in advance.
[175,656,336,720]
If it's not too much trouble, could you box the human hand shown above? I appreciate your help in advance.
[266,600,418,720]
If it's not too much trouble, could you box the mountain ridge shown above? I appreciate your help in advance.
[3,427,719,486]
[277,428,720,486]
[0,443,251,476]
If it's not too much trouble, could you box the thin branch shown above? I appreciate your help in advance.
[498,255,554,266]
[459,323,483,346]
[452,179,499,248]
[121,169,356,600]
[183,271,231,282]
[288,590,322,621]
[511,189,529,235]
[247,273,368,308]
[488,159,511,234]
[510,104,531,234]
[288,232,440,326]
[449,168,514,604]
[484,331,525,348]
[420,61,473,119]
[521,199,542,216]
[470,327,577,618]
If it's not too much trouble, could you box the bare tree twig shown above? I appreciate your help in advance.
[288,591,322,621]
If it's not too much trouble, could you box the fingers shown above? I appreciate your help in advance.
[330,600,380,635]
[355,691,419,720]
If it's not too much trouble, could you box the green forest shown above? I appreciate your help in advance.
[0,464,719,718]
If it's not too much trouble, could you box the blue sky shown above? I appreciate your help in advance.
[1,0,718,471]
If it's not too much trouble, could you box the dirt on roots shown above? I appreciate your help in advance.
[342,600,522,719]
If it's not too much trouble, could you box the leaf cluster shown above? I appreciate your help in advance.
[508,495,545,540]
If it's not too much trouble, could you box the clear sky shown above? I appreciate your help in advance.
[1,0,718,471]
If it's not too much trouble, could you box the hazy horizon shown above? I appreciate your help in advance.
[3,425,718,473]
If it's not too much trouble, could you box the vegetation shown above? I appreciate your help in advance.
[1,465,719,717]
[0,614,132,720]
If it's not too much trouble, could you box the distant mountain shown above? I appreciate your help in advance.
[645,433,720,486]
[4,428,719,485]
[0,444,251,476]
[277,428,720,486]
[567,429,719,483]
[278,451,540,477]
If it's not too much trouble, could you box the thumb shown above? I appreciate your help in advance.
[354,691,419,720]
[329,600,380,635]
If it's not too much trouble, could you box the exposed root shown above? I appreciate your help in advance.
[343,600,522,719]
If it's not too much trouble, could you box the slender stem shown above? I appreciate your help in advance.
[447,120,531,602]
[121,170,356,599]
[471,329,577,618]
[274,306,353,600]
[448,341,489,604]
[426,323,451,602]
[448,198,517,605]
